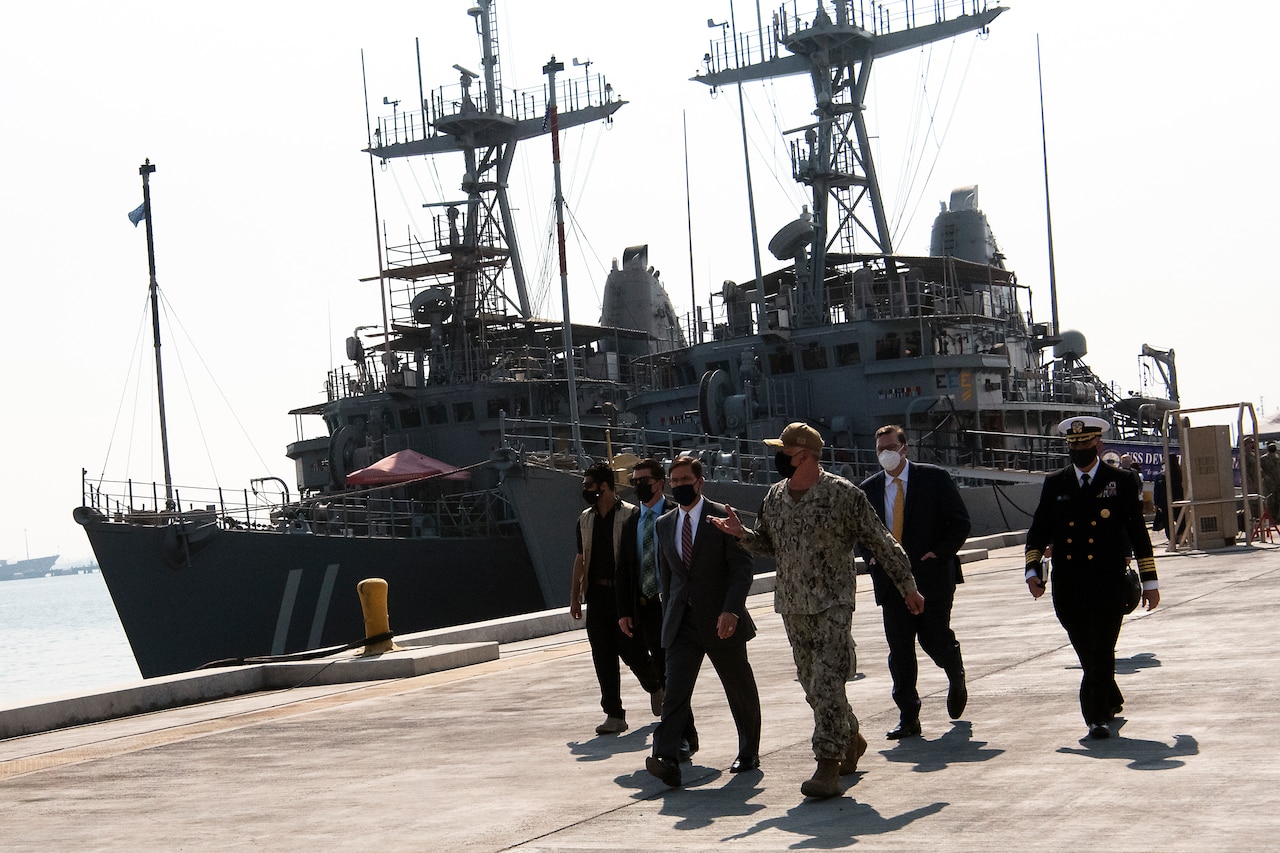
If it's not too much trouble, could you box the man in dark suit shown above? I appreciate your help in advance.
[645,456,762,788]
[1025,416,1160,739]
[617,458,697,754]
[859,424,971,739]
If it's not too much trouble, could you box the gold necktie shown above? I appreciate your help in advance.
[892,477,905,541]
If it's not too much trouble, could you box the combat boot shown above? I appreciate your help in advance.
[839,731,868,775]
[800,758,842,798]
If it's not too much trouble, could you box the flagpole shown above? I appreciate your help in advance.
[139,159,175,507]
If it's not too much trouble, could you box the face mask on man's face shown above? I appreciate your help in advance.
[671,483,699,507]
[877,449,903,471]
[633,481,655,504]
[1068,446,1098,468]
[774,450,798,478]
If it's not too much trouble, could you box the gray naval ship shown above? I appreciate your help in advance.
[0,555,59,582]
[75,1,1177,678]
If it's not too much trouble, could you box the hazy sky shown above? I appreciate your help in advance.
[3,0,1276,563]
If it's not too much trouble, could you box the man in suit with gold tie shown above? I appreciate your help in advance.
[859,424,971,739]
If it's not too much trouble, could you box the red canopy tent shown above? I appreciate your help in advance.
[344,449,472,486]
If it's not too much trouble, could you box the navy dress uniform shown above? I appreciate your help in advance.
[1025,416,1160,738]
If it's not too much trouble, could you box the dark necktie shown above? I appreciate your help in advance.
[641,510,658,597]
[681,512,693,569]
[1081,473,1090,489]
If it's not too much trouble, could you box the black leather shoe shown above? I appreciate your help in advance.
[947,673,968,720]
[886,718,922,739]
[646,755,682,787]
[1087,722,1111,740]
[679,734,699,761]
[729,755,760,773]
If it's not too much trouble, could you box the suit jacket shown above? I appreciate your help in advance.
[859,462,971,605]
[1026,462,1154,580]
[655,498,757,650]
[616,497,677,618]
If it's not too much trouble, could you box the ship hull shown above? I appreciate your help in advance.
[80,519,545,678]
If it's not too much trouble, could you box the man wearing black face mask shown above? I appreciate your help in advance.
[645,456,761,787]
[714,422,921,799]
[617,459,698,754]
[570,462,664,736]
[1025,416,1160,740]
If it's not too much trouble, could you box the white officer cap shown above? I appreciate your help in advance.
[1058,415,1110,444]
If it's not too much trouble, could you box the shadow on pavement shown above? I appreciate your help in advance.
[880,721,1005,773]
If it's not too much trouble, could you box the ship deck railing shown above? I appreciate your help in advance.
[81,478,519,540]
[322,341,635,403]
[499,417,1071,485]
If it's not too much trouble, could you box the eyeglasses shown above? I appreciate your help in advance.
[629,476,657,486]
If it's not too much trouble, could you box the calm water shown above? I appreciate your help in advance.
[0,572,140,706]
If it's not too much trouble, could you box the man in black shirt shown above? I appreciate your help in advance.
[570,462,663,735]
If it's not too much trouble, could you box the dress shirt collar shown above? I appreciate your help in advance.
[1074,458,1100,486]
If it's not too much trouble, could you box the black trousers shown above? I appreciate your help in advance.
[1052,571,1125,724]
[881,582,963,719]
[653,617,760,761]
[634,594,697,742]
[586,583,660,718]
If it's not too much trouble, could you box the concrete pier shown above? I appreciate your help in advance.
[1,538,1277,851]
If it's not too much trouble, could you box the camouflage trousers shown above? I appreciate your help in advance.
[782,605,858,760]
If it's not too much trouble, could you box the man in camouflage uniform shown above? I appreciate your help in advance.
[1262,441,1280,521]
[715,423,922,799]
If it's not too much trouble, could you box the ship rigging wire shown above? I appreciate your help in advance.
[887,37,980,250]
[98,288,272,496]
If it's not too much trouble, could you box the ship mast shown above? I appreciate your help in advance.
[365,0,624,384]
[695,1,1005,329]
[138,160,175,506]
[544,56,584,458]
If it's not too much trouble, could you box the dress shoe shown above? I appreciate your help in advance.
[595,715,628,735]
[679,735,699,761]
[800,758,842,799]
[1088,722,1111,740]
[839,731,868,775]
[886,718,922,739]
[646,755,682,787]
[649,687,665,717]
[947,672,969,720]
[729,755,760,773]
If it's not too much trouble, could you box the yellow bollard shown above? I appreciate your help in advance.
[356,578,397,655]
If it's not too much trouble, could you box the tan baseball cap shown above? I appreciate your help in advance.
[764,422,824,452]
